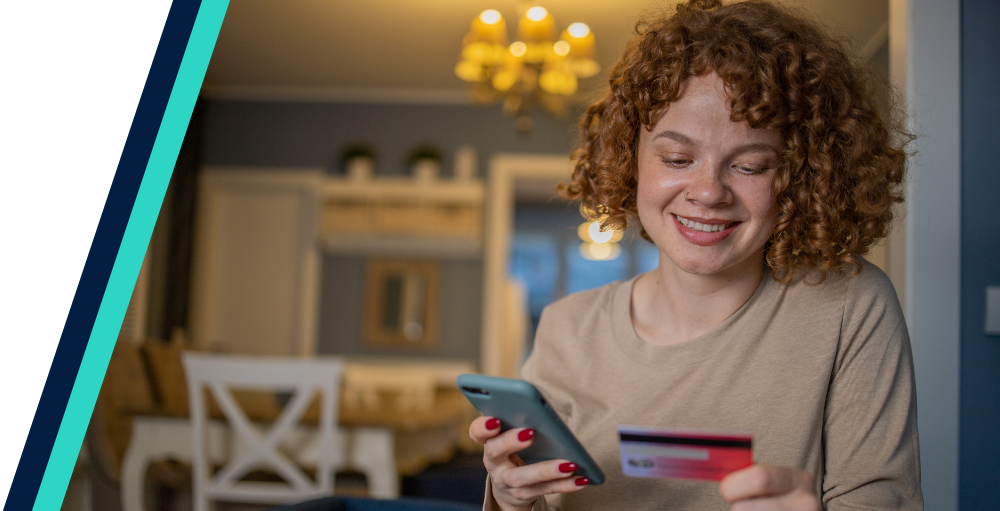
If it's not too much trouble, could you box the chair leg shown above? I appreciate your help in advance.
[349,427,398,498]
[192,483,209,511]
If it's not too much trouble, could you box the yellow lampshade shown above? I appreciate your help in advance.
[455,60,486,82]
[539,66,577,96]
[471,9,508,44]
[516,6,556,65]
[493,69,519,91]
[560,23,600,78]
[517,6,556,43]
[492,49,524,91]
[461,41,505,65]
[460,10,509,67]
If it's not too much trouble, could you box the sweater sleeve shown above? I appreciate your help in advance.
[821,266,923,510]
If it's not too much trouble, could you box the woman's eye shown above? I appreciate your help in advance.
[734,164,772,175]
[662,158,692,168]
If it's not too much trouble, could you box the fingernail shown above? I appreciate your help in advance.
[575,477,590,486]
[485,418,501,430]
[518,429,535,442]
[559,462,577,473]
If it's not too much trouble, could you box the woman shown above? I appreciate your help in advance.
[470,1,921,510]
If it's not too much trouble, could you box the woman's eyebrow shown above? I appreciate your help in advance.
[730,142,780,156]
[652,130,696,146]
[653,131,778,155]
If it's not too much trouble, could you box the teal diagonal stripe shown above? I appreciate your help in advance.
[32,1,230,510]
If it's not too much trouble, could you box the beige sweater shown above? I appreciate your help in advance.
[485,261,921,510]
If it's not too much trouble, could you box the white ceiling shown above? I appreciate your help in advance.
[202,0,887,102]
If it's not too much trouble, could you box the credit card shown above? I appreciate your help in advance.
[618,425,752,481]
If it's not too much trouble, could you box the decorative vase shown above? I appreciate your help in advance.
[453,145,477,181]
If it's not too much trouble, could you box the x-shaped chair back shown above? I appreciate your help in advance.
[183,353,344,511]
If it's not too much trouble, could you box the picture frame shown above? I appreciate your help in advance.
[364,259,440,349]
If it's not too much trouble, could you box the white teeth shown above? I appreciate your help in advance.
[677,215,732,233]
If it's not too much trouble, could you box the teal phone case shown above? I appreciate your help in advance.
[457,374,605,485]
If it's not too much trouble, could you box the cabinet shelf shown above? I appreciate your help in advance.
[321,177,484,203]
[319,177,485,258]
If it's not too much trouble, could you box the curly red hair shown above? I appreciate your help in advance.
[560,0,910,281]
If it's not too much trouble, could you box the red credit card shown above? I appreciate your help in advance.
[618,425,752,481]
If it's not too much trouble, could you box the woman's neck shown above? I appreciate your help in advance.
[630,252,765,346]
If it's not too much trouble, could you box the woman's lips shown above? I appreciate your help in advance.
[673,214,740,245]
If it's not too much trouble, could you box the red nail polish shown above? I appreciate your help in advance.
[485,418,501,430]
[559,462,577,473]
[518,429,534,442]
[575,477,590,486]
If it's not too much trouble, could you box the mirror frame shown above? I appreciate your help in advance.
[364,259,440,349]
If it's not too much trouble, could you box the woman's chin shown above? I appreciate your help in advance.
[664,256,729,276]
[664,251,759,278]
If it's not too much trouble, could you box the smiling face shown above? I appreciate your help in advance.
[637,73,783,277]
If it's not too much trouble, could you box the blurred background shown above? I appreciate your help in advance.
[66,0,994,510]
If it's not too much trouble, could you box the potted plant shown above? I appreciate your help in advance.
[340,144,376,181]
[407,145,443,183]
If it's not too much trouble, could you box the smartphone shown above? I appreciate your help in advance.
[457,374,605,485]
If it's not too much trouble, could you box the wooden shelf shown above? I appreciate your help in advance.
[319,177,485,257]
[321,177,484,203]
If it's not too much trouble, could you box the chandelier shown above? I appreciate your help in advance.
[455,5,599,132]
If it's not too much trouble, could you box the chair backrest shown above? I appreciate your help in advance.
[182,352,344,511]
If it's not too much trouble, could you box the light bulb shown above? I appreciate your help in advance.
[509,41,527,57]
[526,6,548,21]
[588,221,614,243]
[568,22,590,38]
[479,9,502,25]
[553,40,570,56]
[580,242,621,261]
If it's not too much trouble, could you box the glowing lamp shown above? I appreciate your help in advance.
[454,60,485,82]
[539,68,577,95]
[457,9,509,71]
[560,23,600,78]
[579,242,622,261]
[517,6,556,47]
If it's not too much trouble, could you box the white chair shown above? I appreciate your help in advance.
[121,416,230,511]
[183,353,346,511]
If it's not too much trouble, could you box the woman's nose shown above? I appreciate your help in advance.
[686,170,733,207]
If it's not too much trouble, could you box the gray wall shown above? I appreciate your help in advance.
[317,255,483,360]
[202,100,580,361]
[203,100,580,176]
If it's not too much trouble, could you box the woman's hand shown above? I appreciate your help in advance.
[470,416,589,511]
[720,465,821,511]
